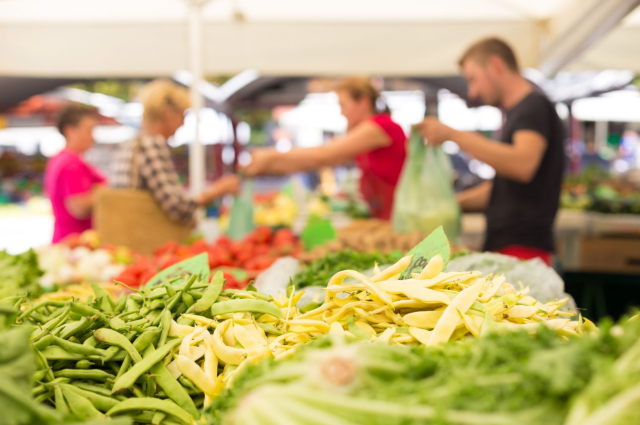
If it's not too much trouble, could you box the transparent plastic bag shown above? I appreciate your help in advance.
[227,179,255,241]
[392,134,461,241]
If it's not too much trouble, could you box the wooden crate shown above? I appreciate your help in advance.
[579,237,640,275]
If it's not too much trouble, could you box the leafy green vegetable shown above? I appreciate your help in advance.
[0,250,43,300]
[209,314,640,425]
[292,250,402,289]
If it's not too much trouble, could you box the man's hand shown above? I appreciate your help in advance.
[414,117,454,146]
[241,149,278,177]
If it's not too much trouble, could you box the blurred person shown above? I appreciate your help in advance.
[111,79,240,224]
[415,38,565,265]
[44,104,106,243]
[242,77,407,220]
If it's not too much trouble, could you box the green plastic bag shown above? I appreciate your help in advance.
[392,133,461,241]
[227,179,255,241]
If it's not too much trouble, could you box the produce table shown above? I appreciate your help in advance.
[460,210,640,273]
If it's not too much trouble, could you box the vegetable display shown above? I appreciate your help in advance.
[10,264,296,424]
[299,219,425,262]
[209,314,640,425]
[291,253,589,348]
[116,228,301,288]
[0,249,43,300]
[292,250,403,289]
[0,301,131,425]
[561,165,640,214]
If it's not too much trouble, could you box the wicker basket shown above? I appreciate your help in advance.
[94,187,192,255]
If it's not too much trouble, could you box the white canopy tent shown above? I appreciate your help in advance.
[1,0,639,78]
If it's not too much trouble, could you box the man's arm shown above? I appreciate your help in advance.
[64,192,95,220]
[417,117,547,184]
[448,129,546,184]
[456,180,493,212]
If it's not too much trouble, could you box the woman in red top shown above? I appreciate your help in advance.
[243,78,407,220]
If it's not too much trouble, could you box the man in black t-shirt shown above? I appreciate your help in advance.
[415,38,565,264]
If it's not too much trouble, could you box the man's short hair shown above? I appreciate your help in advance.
[56,104,95,135]
[459,37,520,72]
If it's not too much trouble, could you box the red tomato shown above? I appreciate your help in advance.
[254,244,271,256]
[244,255,276,271]
[154,241,179,257]
[115,271,139,287]
[235,247,255,266]
[189,240,209,255]
[273,229,295,246]
[253,227,273,244]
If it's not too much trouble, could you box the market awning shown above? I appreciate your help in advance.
[1,0,638,78]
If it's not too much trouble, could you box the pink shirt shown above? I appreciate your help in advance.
[44,149,107,243]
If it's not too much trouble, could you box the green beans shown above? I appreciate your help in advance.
[165,283,177,298]
[59,317,92,340]
[74,382,125,400]
[55,369,115,382]
[181,292,195,309]
[94,328,143,363]
[188,271,224,313]
[106,397,193,425]
[76,360,94,369]
[30,305,70,342]
[150,361,198,418]
[41,345,86,361]
[18,300,67,321]
[52,335,105,357]
[158,309,172,347]
[109,317,128,331]
[111,337,183,395]
[33,334,53,350]
[210,299,284,319]
[61,383,103,420]
[70,302,107,320]
[60,383,119,412]
[54,384,70,416]
[114,295,127,313]
[149,299,165,311]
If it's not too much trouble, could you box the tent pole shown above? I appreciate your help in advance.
[187,0,209,197]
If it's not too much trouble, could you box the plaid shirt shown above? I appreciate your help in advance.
[111,133,197,224]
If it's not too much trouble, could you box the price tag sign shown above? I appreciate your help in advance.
[400,226,451,279]
[145,253,210,287]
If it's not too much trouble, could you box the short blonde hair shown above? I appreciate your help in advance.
[139,79,191,123]
[336,77,380,112]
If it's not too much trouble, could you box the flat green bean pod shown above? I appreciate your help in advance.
[94,328,143,363]
[111,337,183,395]
[210,299,284,319]
[107,398,193,425]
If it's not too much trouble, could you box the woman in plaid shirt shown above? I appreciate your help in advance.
[111,80,240,224]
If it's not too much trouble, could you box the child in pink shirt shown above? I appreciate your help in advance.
[44,105,106,243]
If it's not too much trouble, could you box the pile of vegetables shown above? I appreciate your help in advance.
[37,245,126,289]
[8,256,295,425]
[0,301,131,425]
[209,314,640,425]
[292,250,402,289]
[561,165,640,214]
[0,249,43,299]
[219,192,298,229]
[116,228,301,288]
[290,253,589,349]
[300,219,424,262]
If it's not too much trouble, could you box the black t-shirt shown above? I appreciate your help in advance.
[484,90,565,252]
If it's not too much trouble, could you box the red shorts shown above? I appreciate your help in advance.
[497,245,552,266]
